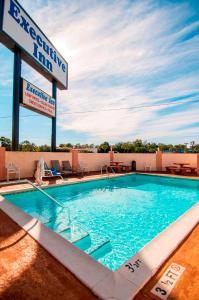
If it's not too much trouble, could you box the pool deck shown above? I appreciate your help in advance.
[0,209,98,300]
[135,224,199,300]
[0,172,199,299]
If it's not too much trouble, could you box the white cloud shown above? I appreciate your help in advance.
[18,0,199,143]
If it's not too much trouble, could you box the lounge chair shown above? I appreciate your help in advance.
[62,160,73,174]
[44,162,63,179]
[62,160,85,177]
[34,160,63,179]
[51,160,72,176]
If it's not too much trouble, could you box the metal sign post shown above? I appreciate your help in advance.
[12,46,21,151]
[51,79,57,152]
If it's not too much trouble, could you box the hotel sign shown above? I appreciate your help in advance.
[21,79,56,118]
[0,0,68,90]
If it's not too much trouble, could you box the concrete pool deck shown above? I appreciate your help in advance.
[135,224,199,300]
[0,209,98,300]
[0,172,199,299]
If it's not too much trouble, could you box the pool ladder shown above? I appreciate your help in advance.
[101,165,115,178]
[0,179,71,226]
[0,179,112,259]
[28,180,72,225]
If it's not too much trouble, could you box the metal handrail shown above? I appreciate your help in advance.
[26,180,65,208]
[26,180,71,225]
[0,179,71,225]
[101,165,115,177]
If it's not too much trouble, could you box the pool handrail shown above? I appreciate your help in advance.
[100,165,115,177]
[26,180,65,208]
[0,179,71,224]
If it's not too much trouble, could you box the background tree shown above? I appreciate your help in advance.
[97,141,111,153]
[19,140,38,152]
[59,143,73,148]
[38,144,51,152]
[0,136,12,150]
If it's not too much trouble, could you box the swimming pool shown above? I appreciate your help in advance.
[4,174,199,271]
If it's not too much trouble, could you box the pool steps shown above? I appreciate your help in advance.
[86,238,112,259]
[73,234,92,251]
[33,214,112,260]
[48,219,112,260]
[59,225,90,243]
[73,232,112,260]
[29,212,53,224]
[24,182,112,260]
[45,218,70,233]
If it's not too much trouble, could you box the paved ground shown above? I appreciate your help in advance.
[0,210,98,300]
[135,225,199,300]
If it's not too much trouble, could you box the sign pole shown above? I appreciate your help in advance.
[12,46,21,151]
[51,79,57,152]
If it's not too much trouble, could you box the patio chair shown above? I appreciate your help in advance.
[62,160,85,177]
[51,160,72,176]
[144,163,151,172]
[34,160,63,180]
[6,162,20,181]
[44,162,63,179]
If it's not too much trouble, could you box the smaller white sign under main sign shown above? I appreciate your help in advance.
[21,79,55,118]
[151,262,185,300]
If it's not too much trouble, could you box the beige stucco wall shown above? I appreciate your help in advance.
[5,152,72,178]
[4,151,199,178]
[114,153,156,171]
[162,153,197,170]
[78,153,110,171]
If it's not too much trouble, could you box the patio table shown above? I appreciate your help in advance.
[110,161,123,166]
[110,162,123,173]
[173,163,190,168]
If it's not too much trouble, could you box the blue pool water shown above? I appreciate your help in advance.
[4,174,199,271]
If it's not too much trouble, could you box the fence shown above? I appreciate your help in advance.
[114,153,157,171]
[0,148,199,180]
[78,153,110,172]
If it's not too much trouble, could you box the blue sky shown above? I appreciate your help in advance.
[0,0,199,145]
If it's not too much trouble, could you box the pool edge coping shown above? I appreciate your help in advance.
[1,171,199,196]
[0,172,136,195]
[0,177,199,299]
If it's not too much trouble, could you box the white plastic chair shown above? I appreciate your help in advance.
[6,163,20,181]
[144,163,151,172]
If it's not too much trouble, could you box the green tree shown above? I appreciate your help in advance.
[59,143,73,148]
[0,136,12,150]
[192,144,199,153]
[38,144,51,152]
[158,143,173,152]
[173,144,187,153]
[113,142,135,153]
[19,140,38,152]
[97,142,111,153]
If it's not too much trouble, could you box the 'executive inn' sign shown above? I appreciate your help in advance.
[0,0,68,89]
[0,0,68,150]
